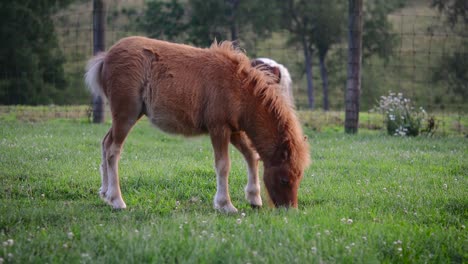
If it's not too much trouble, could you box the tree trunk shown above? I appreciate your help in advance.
[319,53,329,111]
[302,38,314,109]
[345,0,363,133]
[92,0,105,123]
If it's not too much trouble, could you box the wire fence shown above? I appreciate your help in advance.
[0,0,466,135]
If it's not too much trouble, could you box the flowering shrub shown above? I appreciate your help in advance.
[375,92,426,136]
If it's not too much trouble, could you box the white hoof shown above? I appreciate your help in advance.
[214,198,238,213]
[111,198,127,209]
[245,187,262,208]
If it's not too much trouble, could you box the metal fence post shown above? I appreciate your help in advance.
[344,0,363,134]
[92,0,105,123]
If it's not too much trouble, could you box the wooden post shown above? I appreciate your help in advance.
[344,0,363,134]
[92,0,105,123]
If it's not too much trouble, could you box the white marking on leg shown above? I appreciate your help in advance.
[213,157,237,213]
[99,144,108,199]
[245,152,262,207]
[105,143,126,209]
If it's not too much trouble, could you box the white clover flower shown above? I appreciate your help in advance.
[347,219,353,224]
[311,247,317,254]
[67,232,74,239]
[236,218,242,225]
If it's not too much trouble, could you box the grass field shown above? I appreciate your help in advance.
[0,117,466,263]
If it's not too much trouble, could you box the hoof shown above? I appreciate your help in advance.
[214,200,238,213]
[250,204,262,209]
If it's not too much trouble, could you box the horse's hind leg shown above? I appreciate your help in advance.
[99,128,112,200]
[102,100,143,209]
[230,132,262,208]
[210,127,238,213]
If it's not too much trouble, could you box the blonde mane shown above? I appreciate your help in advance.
[209,41,311,172]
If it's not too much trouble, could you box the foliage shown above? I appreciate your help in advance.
[431,0,468,26]
[139,0,278,47]
[0,119,466,262]
[137,0,187,42]
[375,92,427,136]
[0,0,75,105]
[430,1,468,104]
[432,50,468,103]
[362,0,406,62]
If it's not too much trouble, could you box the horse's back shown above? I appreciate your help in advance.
[102,37,242,136]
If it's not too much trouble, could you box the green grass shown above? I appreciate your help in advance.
[0,118,466,263]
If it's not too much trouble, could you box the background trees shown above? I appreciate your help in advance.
[0,0,74,105]
[430,0,468,104]
[0,0,465,113]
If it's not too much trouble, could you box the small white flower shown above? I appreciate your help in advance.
[347,219,353,224]
[311,247,317,254]
[0,257,4,264]
[443,184,448,189]
[241,213,246,218]
[175,201,180,206]
[236,218,242,225]
[67,232,74,239]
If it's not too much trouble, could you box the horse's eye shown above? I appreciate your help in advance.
[280,178,289,186]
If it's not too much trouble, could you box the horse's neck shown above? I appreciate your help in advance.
[241,102,285,165]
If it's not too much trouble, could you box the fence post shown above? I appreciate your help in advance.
[344,0,363,134]
[92,0,105,123]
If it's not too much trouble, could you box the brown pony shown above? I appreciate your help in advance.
[85,36,310,212]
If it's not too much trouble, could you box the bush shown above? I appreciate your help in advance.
[375,92,426,136]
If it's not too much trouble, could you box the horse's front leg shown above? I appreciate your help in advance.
[230,132,262,208]
[210,127,238,213]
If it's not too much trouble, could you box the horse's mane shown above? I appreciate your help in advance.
[209,41,311,172]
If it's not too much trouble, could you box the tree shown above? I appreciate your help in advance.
[275,0,318,109]
[139,0,278,47]
[344,0,363,134]
[312,1,346,111]
[0,0,74,105]
[138,0,187,42]
[430,0,468,104]
[431,0,468,26]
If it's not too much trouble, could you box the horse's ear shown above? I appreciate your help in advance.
[271,66,281,83]
[251,59,262,67]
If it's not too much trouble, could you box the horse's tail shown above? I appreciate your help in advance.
[85,52,107,99]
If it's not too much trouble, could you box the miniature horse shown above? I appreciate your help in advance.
[251,58,294,107]
[85,36,310,212]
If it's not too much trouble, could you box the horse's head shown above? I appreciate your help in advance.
[263,164,302,208]
[262,135,309,208]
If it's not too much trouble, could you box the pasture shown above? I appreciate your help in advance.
[0,117,466,263]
